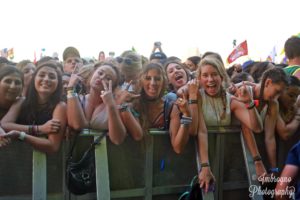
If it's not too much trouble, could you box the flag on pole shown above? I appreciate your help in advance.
[227,40,248,64]
[266,46,277,62]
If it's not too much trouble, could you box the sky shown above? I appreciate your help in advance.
[1,0,300,65]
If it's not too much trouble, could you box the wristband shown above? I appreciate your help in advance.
[269,167,279,173]
[188,99,198,104]
[246,100,255,109]
[200,162,210,168]
[253,155,262,162]
[118,104,129,112]
[180,116,192,125]
[67,92,78,99]
[18,132,26,141]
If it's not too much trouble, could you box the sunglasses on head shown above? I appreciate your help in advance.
[116,57,132,65]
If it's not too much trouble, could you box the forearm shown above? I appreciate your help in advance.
[248,107,263,133]
[67,97,87,130]
[188,101,198,136]
[23,134,62,154]
[120,110,143,141]
[276,115,300,140]
[265,132,277,168]
[172,124,190,154]
[1,122,34,133]
[107,105,126,145]
[241,124,261,157]
[198,132,209,164]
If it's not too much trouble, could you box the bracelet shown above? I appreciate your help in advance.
[200,162,210,168]
[18,131,26,141]
[188,99,198,104]
[269,167,279,173]
[253,155,262,162]
[246,100,255,109]
[28,125,33,135]
[118,104,129,112]
[67,92,78,99]
[66,86,74,91]
[180,123,189,128]
[180,116,192,125]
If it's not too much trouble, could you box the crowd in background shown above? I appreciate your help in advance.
[1,36,300,199]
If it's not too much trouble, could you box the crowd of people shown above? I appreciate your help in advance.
[1,36,300,199]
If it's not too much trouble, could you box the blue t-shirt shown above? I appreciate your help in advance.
[285,141,300,199]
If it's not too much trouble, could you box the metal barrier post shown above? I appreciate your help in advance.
[32,150,47,200]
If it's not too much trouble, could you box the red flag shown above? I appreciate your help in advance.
[227,40,248,64]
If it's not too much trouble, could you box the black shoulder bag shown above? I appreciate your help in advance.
[66,132,106,195]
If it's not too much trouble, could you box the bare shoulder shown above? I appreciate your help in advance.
[54,101,67,114]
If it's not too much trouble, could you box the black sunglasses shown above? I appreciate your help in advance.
[116,57,132,65]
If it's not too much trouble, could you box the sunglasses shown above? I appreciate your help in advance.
[116,57,132,65]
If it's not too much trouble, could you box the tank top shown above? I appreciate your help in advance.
[200,89,231,126]
[82,95,108,130]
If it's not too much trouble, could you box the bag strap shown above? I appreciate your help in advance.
[67,131,107,161]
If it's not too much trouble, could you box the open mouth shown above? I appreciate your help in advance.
[175,74,183,81]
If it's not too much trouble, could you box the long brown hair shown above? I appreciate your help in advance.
[138,62,167,130]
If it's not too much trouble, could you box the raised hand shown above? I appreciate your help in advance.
[187,79,199,100]
[175,90,190,116]
[100,80,115,106]
[235,82,252,103]
[115,81,140,105]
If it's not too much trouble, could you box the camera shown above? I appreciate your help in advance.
[154,42,161,47]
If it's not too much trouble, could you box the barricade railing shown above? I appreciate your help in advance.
[30,126,262,200]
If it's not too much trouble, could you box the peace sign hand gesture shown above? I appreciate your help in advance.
[100,80,114,106]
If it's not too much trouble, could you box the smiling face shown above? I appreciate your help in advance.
[199,64,223,97]
[142,68,164,100]
[90,65,117,91]
[166,63,188,91]
[34,66,59,96]
[0,73,23,101]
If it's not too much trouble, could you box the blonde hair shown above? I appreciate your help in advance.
[197,55,230,119]
[197,55,230,88]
